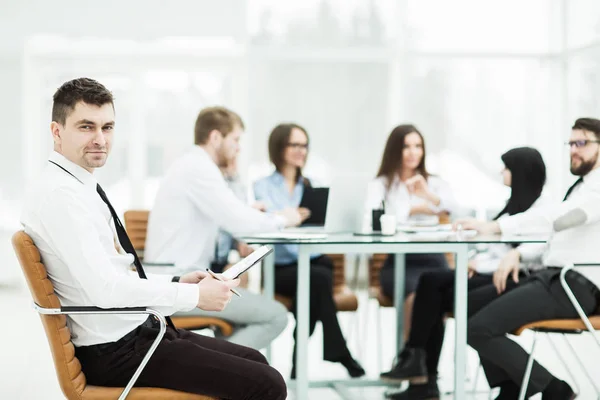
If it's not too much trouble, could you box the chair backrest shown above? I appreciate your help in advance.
[123,210,150,253]
[328,254,347,288]
[368,254,388,296]
[12,231,87,400]
[438,212,455,268]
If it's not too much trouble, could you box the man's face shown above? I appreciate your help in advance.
[569,129,600,176]
[216,124,242,167]
[51,101,115,172]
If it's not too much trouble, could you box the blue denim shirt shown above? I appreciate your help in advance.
[254,171,320,265]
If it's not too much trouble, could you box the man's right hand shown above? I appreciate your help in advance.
[196,275,240,311]
[277,207,311,227]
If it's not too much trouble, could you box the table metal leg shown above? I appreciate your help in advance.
[453,244,468,399]
[296,247,311,400]
[263,251,275,362]
[393,253,406,355]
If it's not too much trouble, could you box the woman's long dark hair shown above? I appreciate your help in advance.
[376,124,429,190]
[268,123,311,186]
[494,147,546,220]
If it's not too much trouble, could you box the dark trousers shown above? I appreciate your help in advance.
[406,269,497,375]
[467,269,600,395]
[75,318,286,400]
[380,253,449,299]
[275,255,349,362]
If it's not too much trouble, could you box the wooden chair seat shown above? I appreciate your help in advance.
[275,285,359,312]
[513,316,600,336]
[82,386,215,400]
[12,230,218,400]
[171,316,234,336]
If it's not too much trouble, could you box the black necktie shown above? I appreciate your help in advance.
[563,178,584,201]
[96,184,176,329]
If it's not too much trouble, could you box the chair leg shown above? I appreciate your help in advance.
[376,302,384,372]
[357,293,369,361]
[545,334,580,395]
[518,331,538,400]
[562,333,600,396]
[471,357,481,391]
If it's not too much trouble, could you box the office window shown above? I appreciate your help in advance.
[567,0,600,49]
[246,60,389,185]
[405,0,554,53]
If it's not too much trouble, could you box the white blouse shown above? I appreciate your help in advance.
[471,196,551,274]
[366,175,458,225]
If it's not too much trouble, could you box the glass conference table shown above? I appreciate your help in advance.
[243,230,547,400]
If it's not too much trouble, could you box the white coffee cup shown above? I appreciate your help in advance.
[380,214,397,235]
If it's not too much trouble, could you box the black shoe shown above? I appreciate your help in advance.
[542,379,576,400]
[338,354,366,378]
[385,378,440,400]
[291,354,365,379]
[380,347,427,384]
[494,381,520,400]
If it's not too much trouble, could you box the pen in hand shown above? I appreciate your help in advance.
[207,269,242,297]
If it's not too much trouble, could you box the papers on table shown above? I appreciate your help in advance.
[246,232,328,240]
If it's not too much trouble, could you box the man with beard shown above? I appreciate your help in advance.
[454,118,600,400]
[145,106,307,351]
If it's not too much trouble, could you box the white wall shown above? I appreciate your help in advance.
[1,0,596,240]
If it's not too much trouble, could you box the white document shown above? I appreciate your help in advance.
[220,245,274,280]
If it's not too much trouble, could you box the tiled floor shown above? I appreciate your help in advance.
[1,231,598,399]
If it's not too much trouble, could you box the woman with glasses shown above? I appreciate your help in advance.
[381,147,548,400]
[254,123,365,379]
[366,124,458,341]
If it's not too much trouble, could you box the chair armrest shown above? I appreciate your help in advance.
[558,264,600,347]
[142,262,175,267]
[572,263,600,267]
[32,303,166,400]
[34,303,148,315]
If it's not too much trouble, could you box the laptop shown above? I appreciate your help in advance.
[284,175,371,234]
[299,187,329,226]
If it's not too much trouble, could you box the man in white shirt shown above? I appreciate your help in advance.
[458,118,600,400]
[20,78,286,400]
[145,106,305,350]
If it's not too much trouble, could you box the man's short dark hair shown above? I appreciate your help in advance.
[572,118,600,139]
[194,106,244,145]
[52,78,114,125]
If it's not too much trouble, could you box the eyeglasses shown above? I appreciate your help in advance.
[565,140,600,148]
[287,142,309,150]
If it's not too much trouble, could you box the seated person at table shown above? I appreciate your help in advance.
[145,107,302,351]
[457,118,600,400]
[381,147,548,400]
[366,124,458,339]
[254,123,365,379]
[22,78,286,399]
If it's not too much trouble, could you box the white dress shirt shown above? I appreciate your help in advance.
[366,175,458,225]
[473,197,550,274]
[20,152,200,347]
[144,146,285,271]
[499,167,600,289]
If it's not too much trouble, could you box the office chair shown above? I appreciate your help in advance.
[514,264,600,400]
[12,230,216,400]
